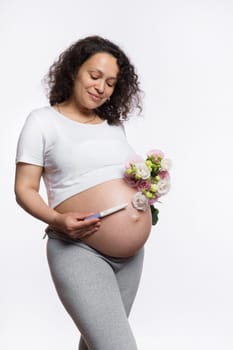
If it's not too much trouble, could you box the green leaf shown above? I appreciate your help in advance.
[150,205,159,226]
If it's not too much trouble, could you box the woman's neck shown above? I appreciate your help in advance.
[56,100,102,124]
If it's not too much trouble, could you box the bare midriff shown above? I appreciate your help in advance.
[54,179,152,257]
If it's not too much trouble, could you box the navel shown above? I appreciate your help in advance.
[131,214,140,222]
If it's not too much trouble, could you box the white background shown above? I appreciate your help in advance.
[1,0,233,349]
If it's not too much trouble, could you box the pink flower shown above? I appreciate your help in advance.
[147,149,164,160]
[123,174,140,188]
[158,170,170,180]
[136,179,152,192]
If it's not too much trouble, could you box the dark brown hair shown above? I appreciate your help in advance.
[44,35,142,125]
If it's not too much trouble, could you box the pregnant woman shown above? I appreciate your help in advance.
[15,36,152,350]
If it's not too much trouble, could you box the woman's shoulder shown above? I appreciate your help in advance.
[19,106,59,143]
[25,105,59,129]
[27,105,54,120]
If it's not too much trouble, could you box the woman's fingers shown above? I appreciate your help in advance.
[53,211,101,238]
[76,212,97,221]
[68,216,101,239]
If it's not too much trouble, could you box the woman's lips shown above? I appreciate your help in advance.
[88,92,102,101]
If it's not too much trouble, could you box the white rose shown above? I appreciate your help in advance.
[132,192,149,211]
[160,158,172,171]
[135,162,150,179]
[157,178,170,195]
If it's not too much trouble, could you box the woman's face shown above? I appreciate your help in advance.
[71,52,119,111]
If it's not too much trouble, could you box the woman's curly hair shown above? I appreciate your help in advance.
[44,35,142,125]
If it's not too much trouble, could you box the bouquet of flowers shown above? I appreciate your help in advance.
[124,149,171,225]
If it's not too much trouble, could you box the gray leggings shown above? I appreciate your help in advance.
[46,231,144,350]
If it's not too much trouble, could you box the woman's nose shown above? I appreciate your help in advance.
[95,79,105,93]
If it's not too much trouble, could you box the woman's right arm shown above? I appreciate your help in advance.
[14,163,100,238]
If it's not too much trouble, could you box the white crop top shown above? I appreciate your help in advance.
[16,106,137,208]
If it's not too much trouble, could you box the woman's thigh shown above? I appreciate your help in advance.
[115,247,144,316]
[47,238,138,350]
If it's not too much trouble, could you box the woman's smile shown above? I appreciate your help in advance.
[87,91,102,102]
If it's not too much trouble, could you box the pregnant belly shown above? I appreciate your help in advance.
[54,179,152,257]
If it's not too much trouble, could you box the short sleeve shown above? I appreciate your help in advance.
[15,112,44,166]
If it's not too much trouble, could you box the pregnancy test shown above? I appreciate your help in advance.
[84,203,128,220]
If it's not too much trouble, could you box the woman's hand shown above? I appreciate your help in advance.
[51,211,101,239]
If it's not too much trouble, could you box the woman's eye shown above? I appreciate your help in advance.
[91,75,99,80]
[107,81,116,88]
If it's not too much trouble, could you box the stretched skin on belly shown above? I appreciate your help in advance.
[54,179,152,257]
